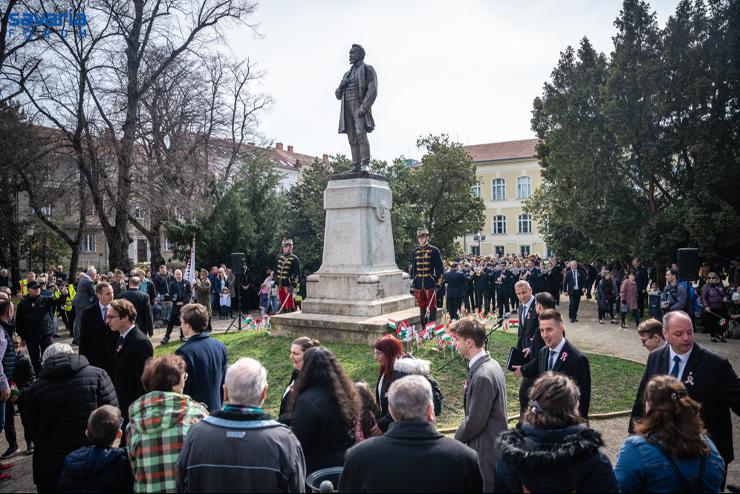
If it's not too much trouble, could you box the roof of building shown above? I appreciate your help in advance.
[463,138,539,163]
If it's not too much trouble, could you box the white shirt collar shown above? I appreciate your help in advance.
[468,349,487,369]
[522,296,535,313]
[120,325,136,340]
[99,302,110,311]
[549,337,567,355]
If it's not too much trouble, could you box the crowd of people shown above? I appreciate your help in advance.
[0,237,738,491]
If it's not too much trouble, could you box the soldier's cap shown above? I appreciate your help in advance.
[282,238,294,246]
[199,268,208,275]
[416,228,429,237]
[27,280,41,290]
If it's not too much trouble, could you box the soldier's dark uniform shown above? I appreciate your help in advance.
[410,230,444,327]
[275,239,301,312]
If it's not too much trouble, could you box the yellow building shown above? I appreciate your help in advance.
[461,138,548,258]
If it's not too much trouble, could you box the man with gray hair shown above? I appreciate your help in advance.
[339,375,483,493]
[177,358,306,492]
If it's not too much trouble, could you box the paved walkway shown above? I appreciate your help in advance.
[2,299,739,492]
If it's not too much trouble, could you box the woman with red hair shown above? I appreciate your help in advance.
[373,335,405,432]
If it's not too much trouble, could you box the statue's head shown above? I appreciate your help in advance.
[349,44,365,63]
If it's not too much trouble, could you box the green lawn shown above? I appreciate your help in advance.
[157,329,645,429]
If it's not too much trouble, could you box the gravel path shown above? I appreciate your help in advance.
[2,297,739,492]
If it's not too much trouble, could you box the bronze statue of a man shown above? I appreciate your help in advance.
[335,44,378,173]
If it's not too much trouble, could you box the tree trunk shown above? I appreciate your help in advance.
[148,233,165,274]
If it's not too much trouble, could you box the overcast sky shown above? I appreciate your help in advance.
[225,0,681,162]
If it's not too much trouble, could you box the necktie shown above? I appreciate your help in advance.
[573,271,578,290]
[116,335,125,353]
[670,355,681,378]
[548,350,557,370]
[102,306,108,323]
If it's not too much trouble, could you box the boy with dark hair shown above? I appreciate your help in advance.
[58,405,133,492]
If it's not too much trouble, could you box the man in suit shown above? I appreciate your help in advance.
[72,267,97,345]
[630,310,740,475]
[340,375,483,493]
[15,280,57,375]
[562,260,587,323]
[514,309,591,418]
[632,257,649,319]
[451,317,508,492]
[443,262,469,320]
[79,281,117,374]
[514,281,541,416]
[162,269,192,344]
[176,303,228,412]
[117,276,154,337]
[107,299,153,435]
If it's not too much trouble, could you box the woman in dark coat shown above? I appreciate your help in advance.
[25,344,118,493]
[278,336,321,424]
[289,347,358,474]
[495,372,618,493]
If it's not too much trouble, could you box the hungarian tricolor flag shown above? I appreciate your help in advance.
[388,319,397,330]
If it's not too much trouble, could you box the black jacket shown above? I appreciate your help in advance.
[58,446,133,493]
[443,269,469,298]
[291,384,355,474]
[15,295,56,340]
[629,342,740,464]
[79,304,117,374]
[117,289,154,336]
[339,421,483,493]
[13,350,35,393]
[278,369,299,425]
[111,326,153,421]
[516,301,540,355]
[153,273,173,296]
[495,424,618,493]
[25,353,118,488]
[520,339,591,418]
[0,320,16,381]
[376,358,443,432]
[563,268,587,293]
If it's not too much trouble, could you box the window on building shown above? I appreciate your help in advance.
[134,206,145,220]
[495,246,505,257]
[491,179,506,201]
[517,176,532,199]
[164,236,173,252]
[471,245,480,256]
[36,205,52,218]
[82,233,96,253]
[518,214,532,234]
[175,209,185,222]
[470,183,480,198]
[520,245,531,257]
[492,215,507,235]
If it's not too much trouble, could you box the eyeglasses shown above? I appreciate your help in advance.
[105,314,121,321]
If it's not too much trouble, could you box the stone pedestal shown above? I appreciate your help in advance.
[272,175,416,343]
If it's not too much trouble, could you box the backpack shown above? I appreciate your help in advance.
[654,443,711,493]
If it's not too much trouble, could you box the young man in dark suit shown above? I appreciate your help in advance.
[116,276,154,337]
[514,309,591,419]
[107,299,153,438]
[562,260,587,323]
[514,280,540,416]
[79,282,117,374]
[630,310,740,481]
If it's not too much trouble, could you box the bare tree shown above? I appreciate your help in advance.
[15,0,259,271]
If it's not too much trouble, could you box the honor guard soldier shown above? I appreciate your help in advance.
[275,238,301,313]
[410,228,444,327]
